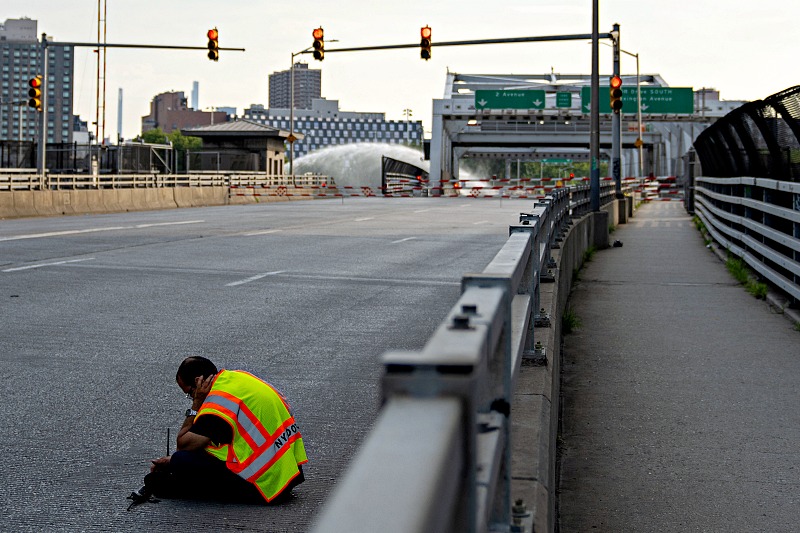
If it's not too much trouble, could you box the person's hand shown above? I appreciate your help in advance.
[191,373,215,409]
[150,455,171,472]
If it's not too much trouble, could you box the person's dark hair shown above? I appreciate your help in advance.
[176,356,218,384]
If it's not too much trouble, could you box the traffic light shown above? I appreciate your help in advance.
[420,26,432,60]
[312,27,324,61]
[207,28,219,61]
[609,75,623,114]
[27,75,42,111]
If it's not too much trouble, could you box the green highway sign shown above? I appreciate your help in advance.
[475,89,546,110]
[541,158,572,164]
[580,86,694,114]
[556,92,572,108]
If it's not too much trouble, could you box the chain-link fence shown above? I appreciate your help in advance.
[694,85,800,181]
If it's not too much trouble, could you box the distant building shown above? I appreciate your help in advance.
[191,81,199,110]
[181,119,299,174]
[141,91,228,134]
[243,98,424,159]
[694,88,747,117]
[269,63,321,109]
[0,17,74,144]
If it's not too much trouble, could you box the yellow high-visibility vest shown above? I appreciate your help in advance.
[196,369,308,502]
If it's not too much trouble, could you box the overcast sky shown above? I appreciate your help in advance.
[4,1,797,140]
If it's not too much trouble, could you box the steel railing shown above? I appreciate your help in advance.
[694,176,800,304]
[310,188,579,533]
[0,172,330,191]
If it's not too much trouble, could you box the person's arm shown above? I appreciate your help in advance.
[176,374,215,451]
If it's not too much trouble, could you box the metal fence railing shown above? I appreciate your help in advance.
[310,188,589,533]
[694,85,800,181]
[0,172,329,192]
[694,175,800,305]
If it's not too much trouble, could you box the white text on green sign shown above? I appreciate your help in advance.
[475,90,546,110]
[580,86,694,114]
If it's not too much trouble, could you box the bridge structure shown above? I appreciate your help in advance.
[429,72,713,194]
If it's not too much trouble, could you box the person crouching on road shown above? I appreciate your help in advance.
[146,356,307,504]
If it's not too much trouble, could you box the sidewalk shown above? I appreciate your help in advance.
[558,201,800,532]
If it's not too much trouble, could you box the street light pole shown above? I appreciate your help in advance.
[590,0,600,211]
[289,46,314,177]
[618,47,643,177]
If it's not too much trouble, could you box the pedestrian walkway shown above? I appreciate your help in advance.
[558,201,800,532]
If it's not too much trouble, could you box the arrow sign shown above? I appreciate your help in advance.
[475,89,546,110]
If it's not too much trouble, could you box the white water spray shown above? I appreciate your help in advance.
[289,143,427,188]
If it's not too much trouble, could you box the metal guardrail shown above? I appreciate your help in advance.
[694,176,800,304]
[310,190,574,533]
[0,172,329,191]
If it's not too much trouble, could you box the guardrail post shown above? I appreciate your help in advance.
[460,275,513,530]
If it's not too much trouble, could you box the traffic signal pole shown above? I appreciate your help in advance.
[33,35,244,179]
[37,34,48,182]
[612,24,622,199]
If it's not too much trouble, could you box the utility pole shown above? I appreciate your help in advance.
[36,33,48,185]
[611,23,622,198]
[590,0,600,211]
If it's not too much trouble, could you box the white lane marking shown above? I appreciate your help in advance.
[2,258,95,272]
[225,270,286,287]
[413,209,432,213]
[285,273,459,287]
[354,217,375,222]
[0,220,204,242]
[472,220,490,225]
[135,220,204,228]
[245,229,283,236]
[391,237,417,244]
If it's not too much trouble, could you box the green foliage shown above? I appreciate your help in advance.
[726,256,769,300]
[692,215,707,233]
[608,224,616,234]
[582,246,597,265]
[459,159,608,181]
[794,322,800,332]
[562,308,582,334]
[140,128,202,151]
[725,257,750,285]
[745,280,768,299]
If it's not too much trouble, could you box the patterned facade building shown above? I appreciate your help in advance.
[243,98,423,159]
[0,17,74,144]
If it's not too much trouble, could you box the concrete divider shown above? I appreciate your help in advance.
[102,190,124,213]
[116,189,134,213]
[13,191,36,218]
[512,199,623,532]
[0,191,16,218]
[33,191,59,217]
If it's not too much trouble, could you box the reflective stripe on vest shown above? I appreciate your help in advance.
[238,419,301,481]
[201,394,267,449]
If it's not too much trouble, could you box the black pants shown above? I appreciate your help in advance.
[145,450,303,504]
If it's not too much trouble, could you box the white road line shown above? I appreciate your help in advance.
[2,258,95,272]
[225,270,286,287]
[391,237,417,244]
[413,209,432,213]
[0,220,204,242]
[354,217,375,222]
[245,229,283,236]
[135,220,204,228]
[472,220,490,225]
[285,273,459,286]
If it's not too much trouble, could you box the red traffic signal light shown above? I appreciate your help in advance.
[27,75,43,111]
[207,28,219,61]
[609,75,623,113]
[312,27,324,61]
[420,26,432,60]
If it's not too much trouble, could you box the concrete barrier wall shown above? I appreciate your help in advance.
[515,200,623,533]
[0,186,324,219]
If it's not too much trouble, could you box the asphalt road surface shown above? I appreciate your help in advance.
[0,197,530,532]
